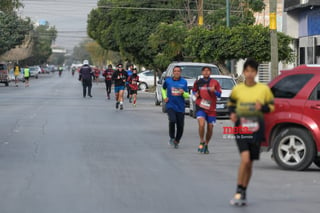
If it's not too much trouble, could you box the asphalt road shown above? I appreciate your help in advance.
[0,72,319,213]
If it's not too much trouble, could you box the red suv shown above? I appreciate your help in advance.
[263,65,320,170]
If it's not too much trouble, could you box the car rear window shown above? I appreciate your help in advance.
[271,74,314,99]
[179,66,220,79]
[0,64,7,70]
[215,78,235,90]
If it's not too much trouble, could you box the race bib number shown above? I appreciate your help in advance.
[171,87,182,96]
[240,117,260,132]
[200,99,212,110]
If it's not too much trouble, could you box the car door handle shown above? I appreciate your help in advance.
[311,105,320,110]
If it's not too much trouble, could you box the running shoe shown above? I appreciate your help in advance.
[116,102,119,109]
[129,98,132,103]
[120,104,124,110]
[133,104,136,107]
[203,145,210,154]
[198,142,205,153]
[168,138,175,146]
[230,193,247,206]
[173,141,179,149]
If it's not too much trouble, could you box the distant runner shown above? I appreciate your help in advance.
[127,68,139,106]
[112,64,128,110]
[14,64,21,87]
[162,66,189,148]
[102,64,114,100]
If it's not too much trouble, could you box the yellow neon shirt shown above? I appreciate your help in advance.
[228,82,274,118]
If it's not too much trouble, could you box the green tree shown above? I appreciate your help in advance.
[149,21,188,71]
[0,12,33,55]
[87,0,178,67]
[185,25,294,72]
[72,40,92,64]
[0,0,23,13]
[21,25,57,65]
[204,0,265,27]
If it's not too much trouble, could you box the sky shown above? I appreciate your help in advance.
[20,0,98,51]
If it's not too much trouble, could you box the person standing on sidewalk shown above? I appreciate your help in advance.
[162,66,189,148]
[192,66,221,154]
[228,58,274,206]
[102,64,114,100]
[79,60,93,98]
[14,63,21,87]
[112,63,128,110]
[23,65,30,87]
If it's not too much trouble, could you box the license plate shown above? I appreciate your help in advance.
[216,104,225,109]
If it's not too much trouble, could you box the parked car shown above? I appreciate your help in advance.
[155,62,221,113]
[0,62,9,86]
[138,70,158,91]
[262,64,320,171]
[189,75,236,118]
[28,66,39,79]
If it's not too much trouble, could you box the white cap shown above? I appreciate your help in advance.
[83,60,89,65]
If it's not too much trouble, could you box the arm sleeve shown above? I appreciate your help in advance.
[261,87,275,113]
[227,88,237,113]
[182,81,189,98]
[214,81,222,98]
[162,88,167,99]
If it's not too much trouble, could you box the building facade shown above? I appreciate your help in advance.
[283,0,320,64]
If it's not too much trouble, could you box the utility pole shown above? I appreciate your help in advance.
[270,0,278,79]
[198,0,204,26]
[226,0,231,73]
[226,0,230,27]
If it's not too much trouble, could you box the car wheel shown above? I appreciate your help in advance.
[162,101,166,113]
[272,128,316,171]
[155,93,161,106]
[5,82,9,87]
[314,157,320,168]
[35,75,38,79]
[139,82,147,91]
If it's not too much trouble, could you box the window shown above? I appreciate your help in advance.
[144,71,154,76]
[271,74,314,99]
[0,64,7,70]
[300,47,305,64]
[309,83,320,101]
[179,66,220,79]
[215,78,235,90]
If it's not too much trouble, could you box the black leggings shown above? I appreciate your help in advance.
[167,109,185,143]
[82,79,92,97]
[105,80,112,95]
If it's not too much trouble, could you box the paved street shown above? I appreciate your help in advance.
[0,73,319,213]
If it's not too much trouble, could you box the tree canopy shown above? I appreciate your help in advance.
[0,12,33,55]
[87,0,293,72]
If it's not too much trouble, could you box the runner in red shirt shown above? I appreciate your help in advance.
[102,64,114,99]
[127,68,139,106]
[192,66,221,154]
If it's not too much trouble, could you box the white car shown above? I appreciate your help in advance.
[189,75,236,118]
[138,70,158,91]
